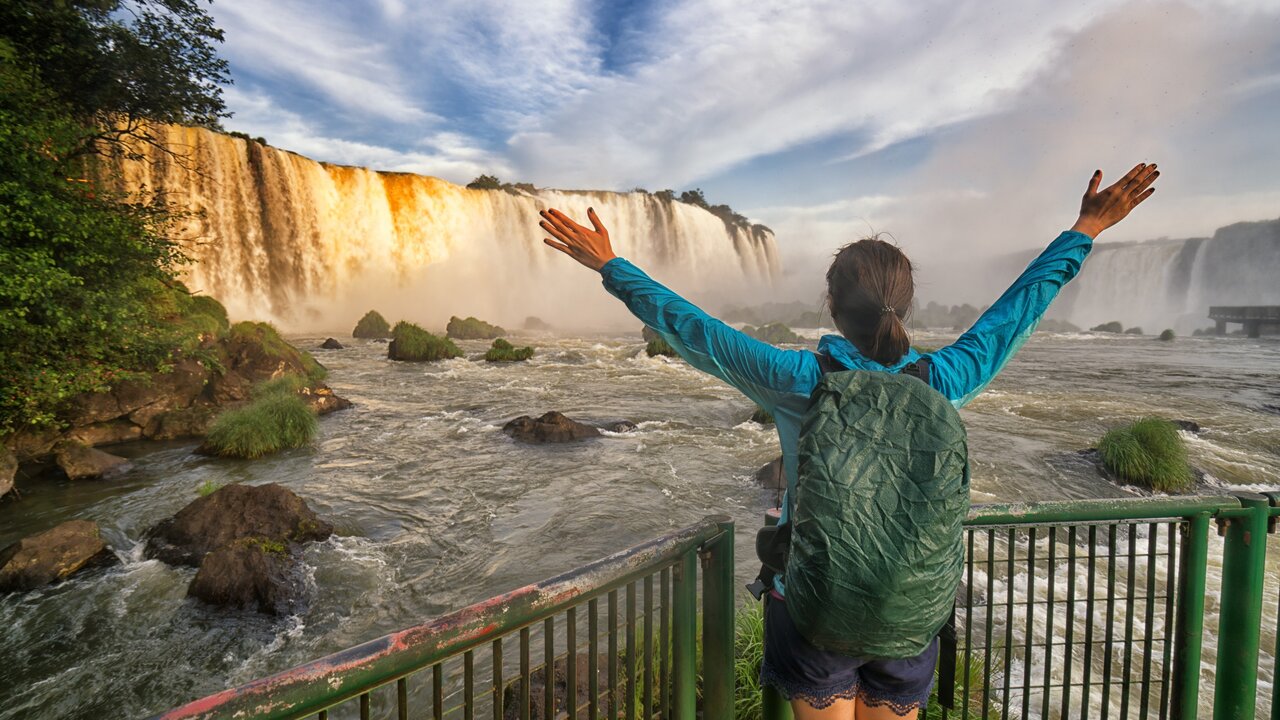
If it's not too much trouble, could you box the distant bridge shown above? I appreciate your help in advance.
[1210,305,1280,337]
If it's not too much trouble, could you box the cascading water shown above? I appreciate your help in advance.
[106,125,779,331]
[1049,219,1280,333]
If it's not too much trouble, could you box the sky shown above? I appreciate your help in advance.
[210,0,1280,301]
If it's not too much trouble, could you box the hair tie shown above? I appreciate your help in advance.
[880,305,895,315]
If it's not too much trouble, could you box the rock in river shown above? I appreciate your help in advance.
[503,412,601,443]
[54,442,130,480]
[187,540,305,615]
[145,483,332,567]
[0,520,115,593]
[756,456,785,490]
[319,338,344,350]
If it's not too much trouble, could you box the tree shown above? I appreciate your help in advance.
[466,174,503,190]
[679,188,709,208]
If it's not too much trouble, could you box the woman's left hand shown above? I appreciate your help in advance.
[540,207,617,272]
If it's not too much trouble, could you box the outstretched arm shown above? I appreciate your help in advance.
[930,163,1161,407]
[539,208,818,410]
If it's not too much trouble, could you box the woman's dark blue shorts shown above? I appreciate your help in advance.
[759,591,938,715]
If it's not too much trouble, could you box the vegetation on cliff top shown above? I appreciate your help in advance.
[447,315,505,340]
[389,322,463,362]
[484,339,534,362]
[0,0,232,433]
[1098,417,1193,492]
[352,310,392,339]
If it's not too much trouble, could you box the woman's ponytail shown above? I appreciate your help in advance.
[826,237,914,366]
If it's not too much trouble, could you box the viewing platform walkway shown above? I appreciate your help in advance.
[1210,306,1280,337]
[155,494,1280,720]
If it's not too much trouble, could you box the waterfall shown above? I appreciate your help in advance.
[1004,219,1280,333]
[106,125,780,332]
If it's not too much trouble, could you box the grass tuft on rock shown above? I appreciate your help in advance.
[204,392,318,459]
[228,321,327,383]
[484,338,534,362]
[1098,417,1193,492]
[646,338,678,358]
[353,310,392,338]
[389,321,463,361]
[446,315,505,340]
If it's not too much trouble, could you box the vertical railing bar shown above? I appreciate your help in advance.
[963,527,975,720]
[1001,527,1015,720]
[1062,525,1078,720]
[644,575,654,720]
[567,607,578,720]
[626,582,637,720]
[671,549,698,719]
[1139,523,1158,720]
[984,528,995,720]
[1043,526,1057,720]
[398,677,408,720]
[360,692,371,720]
[319,711,328,720]
[465,649,475,720]
[1083,524,1098,720]
[608,589,619,719]
[493,638,504,720]
[1101,524,1118,720]
[433,663,444,720]
[1171,514,1208,720]
[590,598,599,720]
[545,617,555,720]
[1159,522,1179,720]
[660,567,670,720]
[520,627,531,720]
[1022,526,1036,720]
[1120,525,1138,719]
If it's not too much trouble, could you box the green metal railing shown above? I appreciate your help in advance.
[152,515,737,720]
[156,494,1280,720]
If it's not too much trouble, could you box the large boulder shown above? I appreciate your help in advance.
[756,456,785,490]
[301,386,354,415]
[319,338,344,350]
[54,443,130,480]
[503,412,601,443]
[0,520,115,592]
[1,446,16,497]
[145,483,332,567]
[502,652,613,720]
[188,540,304,615]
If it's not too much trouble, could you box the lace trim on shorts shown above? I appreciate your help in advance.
[858,689,930,717]
[759,661,860,709]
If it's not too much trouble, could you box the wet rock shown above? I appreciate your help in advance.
[1,446,16,498]
[0,520,115,592]
[502,652,613,720]
[503,412,601,443]
[54,443,130,480]
[143,405,218,440]
[145,483,332,567]
[1173,420,1202,434]
[187,540,302,615]
[301,386,354,415]
[601,420,638,433]
[66,420,142,447]
[319,338,344,350]
[756,456,785,490]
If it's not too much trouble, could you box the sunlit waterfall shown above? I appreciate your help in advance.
[106,125,780,331]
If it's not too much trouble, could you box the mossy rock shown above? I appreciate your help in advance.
[743,322,801,344]
[1098,417,1193,492]
[389,321,463,361]
[646,338,677,358]
[750,406,774,424]
[202,391,318,459]
[227,321,327,384]
[1090,321,1124,333]
[485,338,534,362]
[446,315,505,340]
[1037,318,1081,333]
[353,310,392,338]
[1124,326,1144,335]
[1159,329,1176,341]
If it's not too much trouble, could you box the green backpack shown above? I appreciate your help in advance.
[782,363,970,658]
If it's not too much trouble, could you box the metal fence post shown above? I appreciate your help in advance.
[701,518,736,720]
[672,547,698,720]
[761,508,794,720]
[1173,512,1212,720]
[1214,495,1269,720]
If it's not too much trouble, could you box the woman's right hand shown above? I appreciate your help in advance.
[1069,163,1160,239]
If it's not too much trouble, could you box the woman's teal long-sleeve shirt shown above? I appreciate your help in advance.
[599,229,1093,527]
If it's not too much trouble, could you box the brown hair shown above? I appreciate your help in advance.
[825,236,914,365]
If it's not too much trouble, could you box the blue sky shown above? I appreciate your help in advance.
[211,0,1280,292]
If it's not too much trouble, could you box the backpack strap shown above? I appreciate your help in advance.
[814,351,933,385]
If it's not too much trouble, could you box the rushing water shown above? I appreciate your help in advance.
[1,330,1277,719]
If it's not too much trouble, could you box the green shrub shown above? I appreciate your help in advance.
[743,323,801,344]
[1159,328,1176,341]
[734,601,766,719]
[389,321,463,361]
[203,392,318,459]
[446,315,505,340]
[252,375,306,398]
[1090,321,1124,333]
[229,321,326,384]
[196,479,223,497]
[353,310,392,338]
[751,406,774,424]
[1098,418,1193,492]
[187,295,229,332]
[484,338,534,362]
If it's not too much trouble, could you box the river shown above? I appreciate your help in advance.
[1,330,1277,718]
